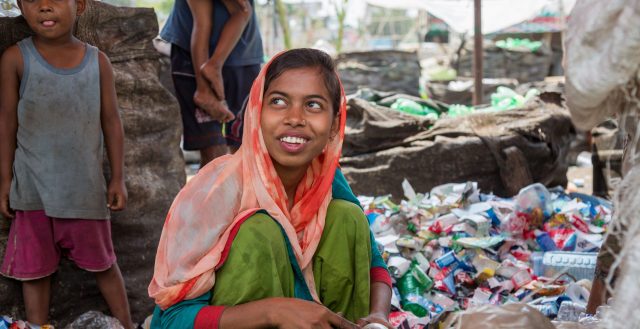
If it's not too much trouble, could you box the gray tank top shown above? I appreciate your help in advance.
[10,37,109,220]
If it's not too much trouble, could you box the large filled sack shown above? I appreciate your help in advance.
[0,1,184,326]
[336,50,421,96]
[341,94,573,199]
[457,41,553,83]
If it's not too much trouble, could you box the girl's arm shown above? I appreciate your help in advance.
[0,45,21,219]
[98,51,127,211]
[361,233,393,328]
[153,293,358,329]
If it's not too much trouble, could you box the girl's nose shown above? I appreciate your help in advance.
[285,103,306,126]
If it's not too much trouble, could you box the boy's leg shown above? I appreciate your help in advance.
[54,218,132,328]
[200,144,229,167]
[23,276,52,325]
[95,263,133,329]
[1,210,60,325]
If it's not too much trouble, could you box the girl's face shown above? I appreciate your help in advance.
[261,66,339,176]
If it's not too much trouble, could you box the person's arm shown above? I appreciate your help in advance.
[0,45,21,219]
[153,293,358,329]
[217,297,358,329]
[187,0,235,122]
[200,0,251,102]
[98,51,127,211]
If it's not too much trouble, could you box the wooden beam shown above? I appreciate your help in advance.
[473,0,483,105]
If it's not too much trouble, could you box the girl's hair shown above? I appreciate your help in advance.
[264,48,341,116]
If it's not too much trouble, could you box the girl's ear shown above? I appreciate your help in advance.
[329,113,340,141]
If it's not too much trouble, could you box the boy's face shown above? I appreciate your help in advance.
[18,0,86,40]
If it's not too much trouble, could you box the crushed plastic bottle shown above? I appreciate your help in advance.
[447,104,475,118]
[390,98,440,120]
[489,87,540,111]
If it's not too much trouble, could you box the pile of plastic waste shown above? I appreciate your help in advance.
[359,181,611,328]
[388,87,539,121]
[489,87,540,112]
[495,38,543,52]
[0,316,53,329]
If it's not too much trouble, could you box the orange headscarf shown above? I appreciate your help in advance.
[149,50,347,309]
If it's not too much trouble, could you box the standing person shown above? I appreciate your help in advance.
[0,0,133,327]
[149,49,393,329]
[161,0,263,167]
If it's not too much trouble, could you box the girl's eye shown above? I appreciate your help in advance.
[307,101,322,110]
[270,97,286,106]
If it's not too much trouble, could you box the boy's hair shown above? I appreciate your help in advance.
[264,48,341,116]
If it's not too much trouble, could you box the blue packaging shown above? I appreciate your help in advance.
[535,230,558,252]
[436,250,458,269]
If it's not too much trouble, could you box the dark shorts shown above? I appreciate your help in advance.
[1,210,116,280]
[170,45,261,150]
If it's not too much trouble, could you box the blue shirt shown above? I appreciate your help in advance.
[160,0,263,67]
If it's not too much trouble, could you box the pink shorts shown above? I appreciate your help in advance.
[1,210,116,280]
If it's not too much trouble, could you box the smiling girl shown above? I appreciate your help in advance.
[149,48,392,329]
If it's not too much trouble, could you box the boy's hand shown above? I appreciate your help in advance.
[200,61,225,104]
[193,87,235,123]
[0,183,14,219]
[107,179,127,211]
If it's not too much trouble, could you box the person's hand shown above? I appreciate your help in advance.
[193,87,235,123]
[200,60,225,103]
[107,179,127,211]
[269,298,359,329]
[357,312,393,329]
[0,182,14,219]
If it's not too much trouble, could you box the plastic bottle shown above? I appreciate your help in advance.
[397,263,433,317]
[514,183,552,218]
[534,230,558,252]
[390,98,440,119]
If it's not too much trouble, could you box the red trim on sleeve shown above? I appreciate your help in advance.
[371,266,392,288]
[194,306,226,329]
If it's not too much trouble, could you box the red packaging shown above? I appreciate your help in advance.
[548,228,576,249]
[570,215,590,233]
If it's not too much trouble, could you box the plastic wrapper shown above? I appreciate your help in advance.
[63,311,124,329]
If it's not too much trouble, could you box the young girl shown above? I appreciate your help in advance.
[149,48,392,329]
[0,0,132,327]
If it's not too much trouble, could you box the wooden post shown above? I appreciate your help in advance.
[473,0,483,105]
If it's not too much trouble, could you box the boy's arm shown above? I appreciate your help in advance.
[200,0,251,101]
[187,0,235,122]
[0,46,21,219]
[98,51,127,211]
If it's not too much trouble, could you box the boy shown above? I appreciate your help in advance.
[0,0,133,327]
[161,0,263,167]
